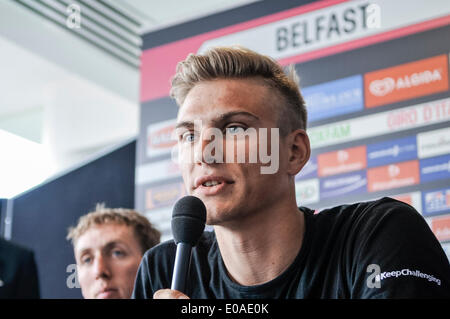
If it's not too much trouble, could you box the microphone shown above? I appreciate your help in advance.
[170,195,206,293]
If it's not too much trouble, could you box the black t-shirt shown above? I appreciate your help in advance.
[132,197,450,298]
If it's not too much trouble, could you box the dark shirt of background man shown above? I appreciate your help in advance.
[0,238,40,299]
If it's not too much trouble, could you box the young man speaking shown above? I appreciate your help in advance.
[132,46,450,298]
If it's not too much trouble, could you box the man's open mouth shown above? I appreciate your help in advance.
[202,180,222,187]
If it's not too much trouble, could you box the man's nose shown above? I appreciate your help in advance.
[194,134,207,164]
[194,128,223,164]
[94,255,111,280]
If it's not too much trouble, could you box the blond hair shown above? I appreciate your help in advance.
[67,203,161,254]
[170,46,307,134]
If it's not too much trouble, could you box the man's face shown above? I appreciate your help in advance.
[75,223,143,299]
[176,78,292,225]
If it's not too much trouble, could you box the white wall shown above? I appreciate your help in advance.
[0,1,139,184]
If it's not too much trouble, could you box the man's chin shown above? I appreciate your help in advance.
[95,290,121,299]
[205,207,239,227]
[191,195,241,225]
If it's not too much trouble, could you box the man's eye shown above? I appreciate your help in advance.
[112,250,125,258]
[181,132,196,143]
[81,256,92,264]
[225,126,246,135]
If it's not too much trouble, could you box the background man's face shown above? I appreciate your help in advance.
[75,223,143,299]
[176,78,291,226]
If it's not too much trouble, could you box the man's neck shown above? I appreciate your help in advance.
[213,198,305,286]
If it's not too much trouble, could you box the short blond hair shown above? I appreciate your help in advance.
[170,46,307,134]
[67,203,161,254]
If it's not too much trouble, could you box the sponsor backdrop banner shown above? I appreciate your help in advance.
[303,75,364,122]
[138,0,450,250]
[367,136,417,168]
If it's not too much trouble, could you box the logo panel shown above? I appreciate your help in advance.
[320,171,367,199]
[318,145,367,177]
[364,55,449,108]
[295,178,319,205]
[136,160,181,185]
[367,136,417,168]
[422,187,450,217]
[417,127,450,159]
[145,182,186,210]
[146,118,177,159]
[367,160,420,192]
[303,75,363,122]
[420,154,450,183]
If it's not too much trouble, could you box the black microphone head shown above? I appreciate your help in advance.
[171,196,207,246]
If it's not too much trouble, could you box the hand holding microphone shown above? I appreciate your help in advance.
[153,195,206,299]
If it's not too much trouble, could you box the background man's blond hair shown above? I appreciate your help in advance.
[170,46,307,135]
[67,203,160,254]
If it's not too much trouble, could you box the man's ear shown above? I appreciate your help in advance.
[286,129,311,176]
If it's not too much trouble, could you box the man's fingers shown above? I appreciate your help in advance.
[153,289,190,299]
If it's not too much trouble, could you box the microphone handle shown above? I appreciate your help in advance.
[171,242,192,292]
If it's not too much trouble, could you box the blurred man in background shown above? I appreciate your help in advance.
[67,204,160,299]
